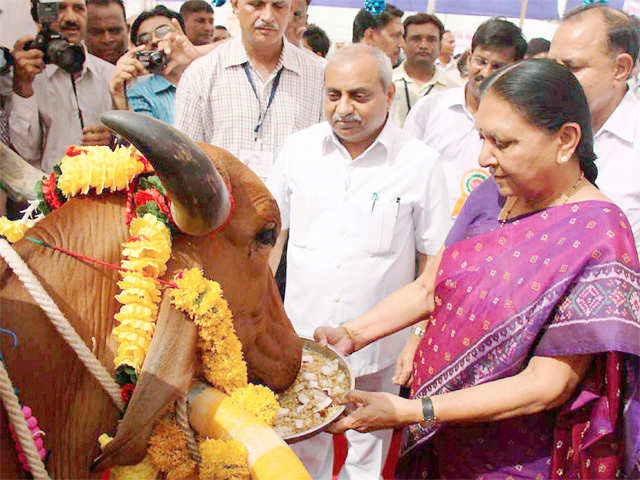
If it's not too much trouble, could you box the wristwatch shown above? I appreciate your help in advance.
[420,396,437,428]
[411,325,426,338]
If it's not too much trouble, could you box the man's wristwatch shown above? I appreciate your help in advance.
[420,396,437,428]
[412,325,426,338]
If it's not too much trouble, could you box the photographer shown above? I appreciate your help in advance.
[109,6,217,124]
[9,0,115,172]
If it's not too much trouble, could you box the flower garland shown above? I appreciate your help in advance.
[0,217,33,243]
[2,145,282,480]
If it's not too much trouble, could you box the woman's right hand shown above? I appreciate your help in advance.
[108,45,148,110]
[314,326,354,356]
[393,334,421,387]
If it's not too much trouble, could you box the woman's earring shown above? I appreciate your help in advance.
[559,155,568,164]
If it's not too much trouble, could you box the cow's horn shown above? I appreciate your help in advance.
[101,111,231,236]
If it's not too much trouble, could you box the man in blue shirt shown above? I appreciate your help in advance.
[108,6,185,124]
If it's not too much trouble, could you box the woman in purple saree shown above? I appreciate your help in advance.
[315,60,640,479]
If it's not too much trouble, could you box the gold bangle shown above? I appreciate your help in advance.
[340,326,357,350]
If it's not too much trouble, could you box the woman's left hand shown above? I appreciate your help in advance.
[326,390,419,434]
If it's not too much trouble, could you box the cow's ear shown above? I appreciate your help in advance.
[92,294,198,470]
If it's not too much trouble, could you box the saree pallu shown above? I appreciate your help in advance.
[396,201,640,479]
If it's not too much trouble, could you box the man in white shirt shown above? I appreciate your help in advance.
[549,4,640,251]
[404,18,526,219]
[174,0,324,182]
[393,18,526,390]
[9,0,114,173]
[285,0,309,47]
[391,13,459,127]
[267,44,450,480]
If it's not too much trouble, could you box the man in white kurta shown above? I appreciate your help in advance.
[267,44,450,480]
[548,4,640,252]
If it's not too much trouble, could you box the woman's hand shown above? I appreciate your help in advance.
[393,334,421,386]
[314,326,354,356]
[326,390,421,434]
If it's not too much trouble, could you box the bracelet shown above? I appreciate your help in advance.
[420,396,437,427]
[340,326,357,351]
[411,325,425,338]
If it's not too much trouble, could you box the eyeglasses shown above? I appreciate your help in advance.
[137,24,175,46]
[469,54,509,73]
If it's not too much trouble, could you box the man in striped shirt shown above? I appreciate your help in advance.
[174,0,325,182]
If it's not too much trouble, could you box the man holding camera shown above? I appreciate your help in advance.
[9,0,114,172]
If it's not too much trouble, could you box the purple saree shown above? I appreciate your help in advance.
[397,189,640,479]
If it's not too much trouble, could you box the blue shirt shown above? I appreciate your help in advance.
[127,74,176,125]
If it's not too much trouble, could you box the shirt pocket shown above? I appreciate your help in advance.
[362,197,403,256]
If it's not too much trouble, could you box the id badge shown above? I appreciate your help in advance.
[239,149,274,182]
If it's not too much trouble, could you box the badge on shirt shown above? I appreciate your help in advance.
[239,149,274,181]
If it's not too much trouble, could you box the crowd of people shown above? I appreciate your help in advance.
[1,0,640,478]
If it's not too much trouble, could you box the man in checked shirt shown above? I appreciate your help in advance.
[174,0,325,183]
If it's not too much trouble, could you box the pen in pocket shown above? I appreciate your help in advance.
[395,197,400,219]
[371,192,378,213]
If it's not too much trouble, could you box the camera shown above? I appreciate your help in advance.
[134,51,168,74]
[25,2,85,75]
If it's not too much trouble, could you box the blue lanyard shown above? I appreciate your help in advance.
[242,63,283,142]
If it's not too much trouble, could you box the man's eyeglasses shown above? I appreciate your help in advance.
[137,24,175,46]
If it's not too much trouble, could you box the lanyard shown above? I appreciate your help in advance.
[403,79,435,112]
[242,63,283,143]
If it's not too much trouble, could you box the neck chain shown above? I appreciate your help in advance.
[500,172,585,227]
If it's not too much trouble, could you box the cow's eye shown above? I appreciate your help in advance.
[255,223,277,246]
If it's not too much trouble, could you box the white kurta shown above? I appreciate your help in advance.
[403,85,489,219]
[267,119,450,378]
[593,89,640,253]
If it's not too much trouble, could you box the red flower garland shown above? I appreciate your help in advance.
[41,173,63,211]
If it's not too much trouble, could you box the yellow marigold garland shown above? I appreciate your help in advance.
[229,384,280,426]
[147,416,197,480]
[57,145,146,197]
[199,439,250,480]
[170,268,248,393]
[0,217,33,243]
[112,213,172,373]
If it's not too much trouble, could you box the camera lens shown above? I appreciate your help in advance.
[47,40,85,74]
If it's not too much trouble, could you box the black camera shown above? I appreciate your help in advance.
[25,2,85,75]
[134,50,168,74]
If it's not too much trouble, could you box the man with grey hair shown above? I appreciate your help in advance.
[548,4,640,251]
[267,43,450,480]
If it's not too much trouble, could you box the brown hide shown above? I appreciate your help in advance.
[0,147,301,478]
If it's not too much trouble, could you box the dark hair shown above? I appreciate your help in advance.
[564,4,640,64]
[403,13,444,40]
[525,37,550,57]
[87,0,126,20]
[352,4,403,43]
[481,59,597,184]
[471,17,527,61]
[179,0,213,18]
[303,23,330,57]
[130,5,185,45]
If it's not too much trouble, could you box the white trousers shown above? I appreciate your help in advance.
[290,365,397,480]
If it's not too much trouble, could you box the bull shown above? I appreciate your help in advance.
[0,112,303,478]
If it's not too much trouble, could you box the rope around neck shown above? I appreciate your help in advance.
[0,238,124,412]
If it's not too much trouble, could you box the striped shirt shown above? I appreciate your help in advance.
[174,36,325,161]
[127,74,176,125]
